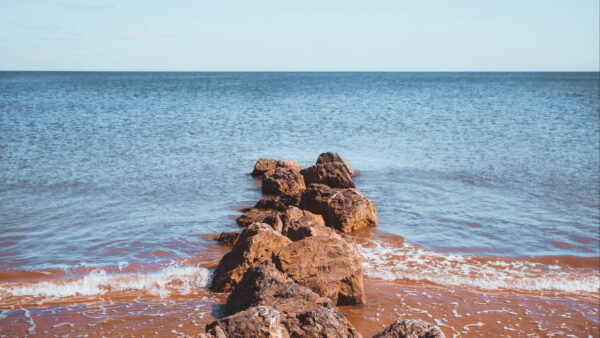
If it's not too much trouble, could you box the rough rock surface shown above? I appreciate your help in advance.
[299,183,378,233]
[204,306,290,338]
[254,197,288,212]
[215,231,240,246]
[262,168,306,200]
[236,208,283,232]
[272,235,365,305]
[281,206,337,241]
[301,162,355,189]
[224,262,362,338]
[211,223,292,292]
[316,152,358,177]
[373,319,446,338]
[225,262,331,315]
[252,158,301,177]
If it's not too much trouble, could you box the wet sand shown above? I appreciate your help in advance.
[0,231,598,337]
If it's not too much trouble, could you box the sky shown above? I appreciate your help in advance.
[0,0,598,71]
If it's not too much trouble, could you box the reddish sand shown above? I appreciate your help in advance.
[0,231,598,337]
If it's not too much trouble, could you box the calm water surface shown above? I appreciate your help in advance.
[1,72,599,272]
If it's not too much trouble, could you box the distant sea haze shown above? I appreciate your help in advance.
[0,71,598,269]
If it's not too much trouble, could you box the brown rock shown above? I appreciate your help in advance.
[281,206,338,241]
[204,306,290,338]
[211,223,292,292]
[215,231,240,246]
[272,235,365,305]
[254,197,288,212]
[301,162,355,189]
[252,158,301,177]
[373,319,446,338]
[316,152,357,177]
[299,183,378,233]
[225,262,331,315]
[225,262,361,338]
[262,168,306,200]
[236,208,283,233]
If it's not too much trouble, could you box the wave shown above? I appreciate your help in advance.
[357,237,600,293]
[0,265,211,300]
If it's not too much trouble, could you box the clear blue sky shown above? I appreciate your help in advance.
[1,0,598,71]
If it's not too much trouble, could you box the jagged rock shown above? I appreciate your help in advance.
[216,231,240,246]
[254,197,288,212]
[301,162,355,189]
[373,319,446,338]
[225,262,331,315]
[316,152,357,177]
[252,158,301,177]
[299,184,378,233]
[225,262,362,338]
[204,306,290,338]
[281,206,337,241]
[272,235,365,305]
[211,223,292,292]
[236,208,283,232]
[262,168,306,200]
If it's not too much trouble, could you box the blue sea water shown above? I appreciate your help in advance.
[0,72,598,271]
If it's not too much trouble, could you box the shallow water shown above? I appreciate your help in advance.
[1,72,599,335]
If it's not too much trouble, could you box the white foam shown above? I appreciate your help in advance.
[0,266,212,299]
[358,239,600,293]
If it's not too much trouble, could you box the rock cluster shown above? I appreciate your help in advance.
[204,153,443,337]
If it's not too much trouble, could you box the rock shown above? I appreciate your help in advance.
[252,158,301,177]
[236,208,283,233]
[290,307,362,338]
[254,197,288,212]
[211,223,292,292]
[316,152,357,177]
[373,319,446,338]
[281,206,338,241]
[225,262,362,338]
[204,306,290,338]
[225,262,331,315]
[272,235,365,305]
[216,231,240,246]
[262,168,306,200]
[301,162,355,189]
[299,183,378,233]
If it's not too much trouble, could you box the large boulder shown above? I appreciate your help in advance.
[316,152,357,177]
[225,262,331,315]
[272,235,365,305]
[204,306,289,338]
[236,208,283,232]
[262,168,306,205]
[299,183,378,233]
[281,206,337,241]
[215,231,240,246]
[373,319,446,338]
[301,162,355,189]
[211,223,292,292]
[254,197,288,212]
[225,262,362,338]
[252,158,301,177]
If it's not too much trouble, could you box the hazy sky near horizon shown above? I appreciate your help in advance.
[1,1,598,71]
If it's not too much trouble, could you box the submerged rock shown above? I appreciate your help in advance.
[236,208,283,232]
[301,162,355,189]
[262,168,306,200]
[252,158,301,177]
[204,306,289,338]
[299,183,378,233]
[373,319,446,338]
[273,235,365,305]
[211,223,292,292]
[316,152,357,177]
[224,262,362,338]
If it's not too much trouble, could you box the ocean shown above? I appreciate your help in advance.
[1,71,599,336]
